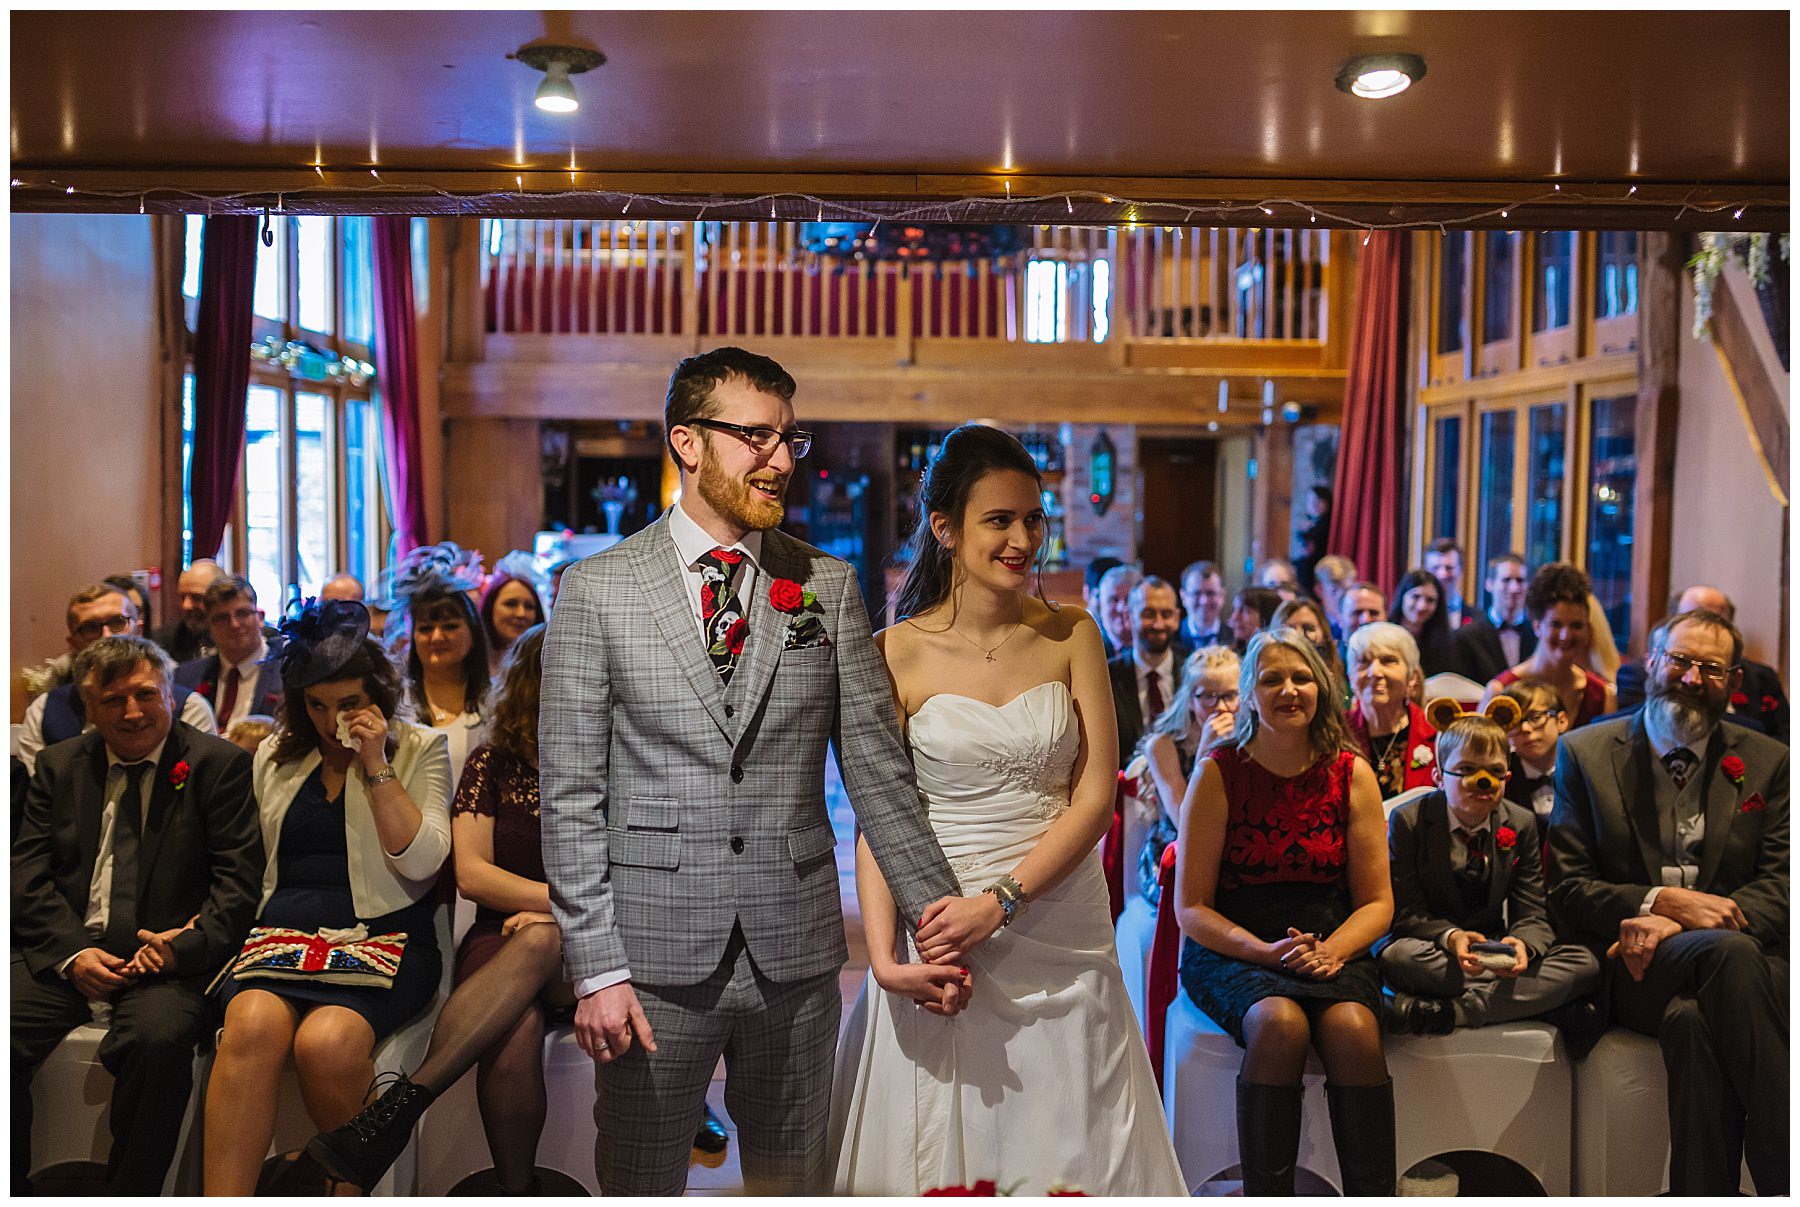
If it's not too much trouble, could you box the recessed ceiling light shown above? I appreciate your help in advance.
[1335,53,1427,100]
[515,44,606,115]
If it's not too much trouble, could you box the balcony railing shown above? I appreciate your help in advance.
[479,220,1330,346]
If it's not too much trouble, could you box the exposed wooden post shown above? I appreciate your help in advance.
[445,218,486,363]
[1251,421,1295,574]
[445,418,542,566]
[1631,231,1684,658]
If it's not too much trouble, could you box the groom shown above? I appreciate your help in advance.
[540,347,969,1195]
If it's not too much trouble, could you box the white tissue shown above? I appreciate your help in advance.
[336,712,363,753]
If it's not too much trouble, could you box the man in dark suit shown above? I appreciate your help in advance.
[1615,585,1788,743]
[1177,559,1229,650]
[151,559,223,664]
[1377,715,1599,1035]
[1108,575,1186,768]
[1548,609,1788,1195]
[175,575,285,736]
[12,635,263,1194]
[1452,553,1537,684]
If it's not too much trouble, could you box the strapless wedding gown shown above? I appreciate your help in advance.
[828,681,1187,1196]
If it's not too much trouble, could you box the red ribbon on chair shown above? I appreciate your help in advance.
[1146,842,1182,1092]
[1100,771,1127,925]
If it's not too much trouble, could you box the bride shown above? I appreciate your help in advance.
[828,424,1187,1196]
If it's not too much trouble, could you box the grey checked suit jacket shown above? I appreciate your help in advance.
[540,515,959,987]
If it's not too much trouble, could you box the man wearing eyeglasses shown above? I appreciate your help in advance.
[16,584,216,774]
[1614,585,1789,743]
[537,346,965,1194]
[1548,608,1788,1195]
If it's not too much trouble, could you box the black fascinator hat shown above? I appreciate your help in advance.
[268,598,372,689]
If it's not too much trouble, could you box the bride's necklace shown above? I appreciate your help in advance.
[949,618,1023,663]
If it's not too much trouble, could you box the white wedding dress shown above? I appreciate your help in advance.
[828,680,1188,1196]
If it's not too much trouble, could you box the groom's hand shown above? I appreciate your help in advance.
[917,894,1006,963]
[575,982,659,1064]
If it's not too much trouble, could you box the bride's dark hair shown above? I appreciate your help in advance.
[890,424,1051,622]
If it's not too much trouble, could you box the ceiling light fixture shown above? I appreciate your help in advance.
[515,44,605,115]
[1334,52,1427,100]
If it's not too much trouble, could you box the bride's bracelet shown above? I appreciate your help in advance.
[984,874,1030,927]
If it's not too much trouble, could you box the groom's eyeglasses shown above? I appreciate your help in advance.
[688,419,813,459]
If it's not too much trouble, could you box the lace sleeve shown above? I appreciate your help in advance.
[451,744,499,818]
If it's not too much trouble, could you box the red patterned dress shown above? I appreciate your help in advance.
[1179,745,1383,1045]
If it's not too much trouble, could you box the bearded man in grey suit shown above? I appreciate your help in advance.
[538,347,973,1195]
[1548,609,1787,1195]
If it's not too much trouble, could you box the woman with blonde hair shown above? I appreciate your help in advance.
[1135,644,1241,909]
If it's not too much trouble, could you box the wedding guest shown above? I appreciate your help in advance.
[1499,678,1568,855]
[304,624,728,1191]
[1095,563,1143,659]
[383,544,493,787]
[1313,555,1359,640]
[1227,586,1283,652]
[479,568,546,678]
[1337,580,1387,647]
[1083,555,1125,614]
[1451,554,1535,684]
[1481,562,1615,728]
[1423,539,1469,628]
[1293,486,1332,595]
[17,583,217,774]
[1389,568,1457,678]
[225,714,279,756]
[25,582,138,698]
[202,601,452,1195]
[1179,559,1229,650]
[1275,596,1349,705]
[1613,585,1789,742]
[13,636,262,1195]
[545,558,578,608]
[1377,707,1600,1037]
[1135,646,1240,913]
[320,573,365,603]
[1108,576,1185,769]
[1256,558,1301,601]
[1174,628,1394,1196]
[104,574,154,638]
[1548,609,1787,1195]
[153,559,224,664]
[1347,622,1439,800]
[175,577,286,735]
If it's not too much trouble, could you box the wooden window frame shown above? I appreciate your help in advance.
[1475,230,1524,379]
[1525,231,1581,370]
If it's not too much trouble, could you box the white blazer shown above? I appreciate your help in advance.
[251,721,454,919]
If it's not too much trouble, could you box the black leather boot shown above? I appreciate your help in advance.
[1324,1078,1396,1196]
[305,1070,438,1191]
[1236,1076,1304,1196]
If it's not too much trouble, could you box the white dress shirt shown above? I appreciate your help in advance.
[17,690,216,774]
[1489,606,1526,667]
[59,738,168,976]
[577,501,766,1000]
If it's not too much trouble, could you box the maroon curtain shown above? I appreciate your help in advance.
[1327,231,1408,595]
[372,217,429,554]
[190,216,258,561]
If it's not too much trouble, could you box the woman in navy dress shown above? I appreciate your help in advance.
[1174,627,1395,1196]
[203,601,452,1194]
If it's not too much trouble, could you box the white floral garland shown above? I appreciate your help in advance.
[1691,231,1790,340]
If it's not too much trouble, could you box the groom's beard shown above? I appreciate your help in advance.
[697,453,788,532]
[1645,686,1725,747]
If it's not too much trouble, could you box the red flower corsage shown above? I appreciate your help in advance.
[769,577,806,613]
[1495,825,1517,851]
[196,681,212,698]
[170,760,191,791]
[1730,691,1750,708]
[1721,754,1747,787]
[1741,793,1768,814]
[1762,695,1780,714]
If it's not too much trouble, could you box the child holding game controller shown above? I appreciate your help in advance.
[1374,700,1600,1035]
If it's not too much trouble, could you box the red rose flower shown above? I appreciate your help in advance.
[1721,754,1747,785]
[1731,691,1750,708]
[1762,695,1780,714]
[711,548,744,565]
[725,617,749,656]
[924,1189,973,1198]
[1495,825,1517,851]
[1741,793,1768,814]
[170,760,191,790]
[700,583,715,612]
[971,1182,998,1196]
[196,681,212,697]
[769,578,805,613]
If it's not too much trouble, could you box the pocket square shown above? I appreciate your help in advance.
[785,616,832,650]
[1740,793,1767,814]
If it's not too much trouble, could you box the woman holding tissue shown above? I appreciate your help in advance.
[202,599,453,1194]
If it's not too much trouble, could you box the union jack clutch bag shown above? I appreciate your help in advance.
[231,925,409,989]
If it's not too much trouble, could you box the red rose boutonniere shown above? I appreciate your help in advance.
[170,760,191,791]
[1741,793,1768,814]
[774,578,831,650]
[1495,825,1517,852]
[1730,691,1750,709]
[195,681,212,698]
[1762,695,1780,715]
[769,577,809,614]
[1721,754,1747,788]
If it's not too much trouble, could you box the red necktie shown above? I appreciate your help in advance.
[219,666,241,725]
[1145,666,1166,723]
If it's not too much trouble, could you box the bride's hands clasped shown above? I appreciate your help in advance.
[873,958,974,1016]
[916,893,1007,964]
